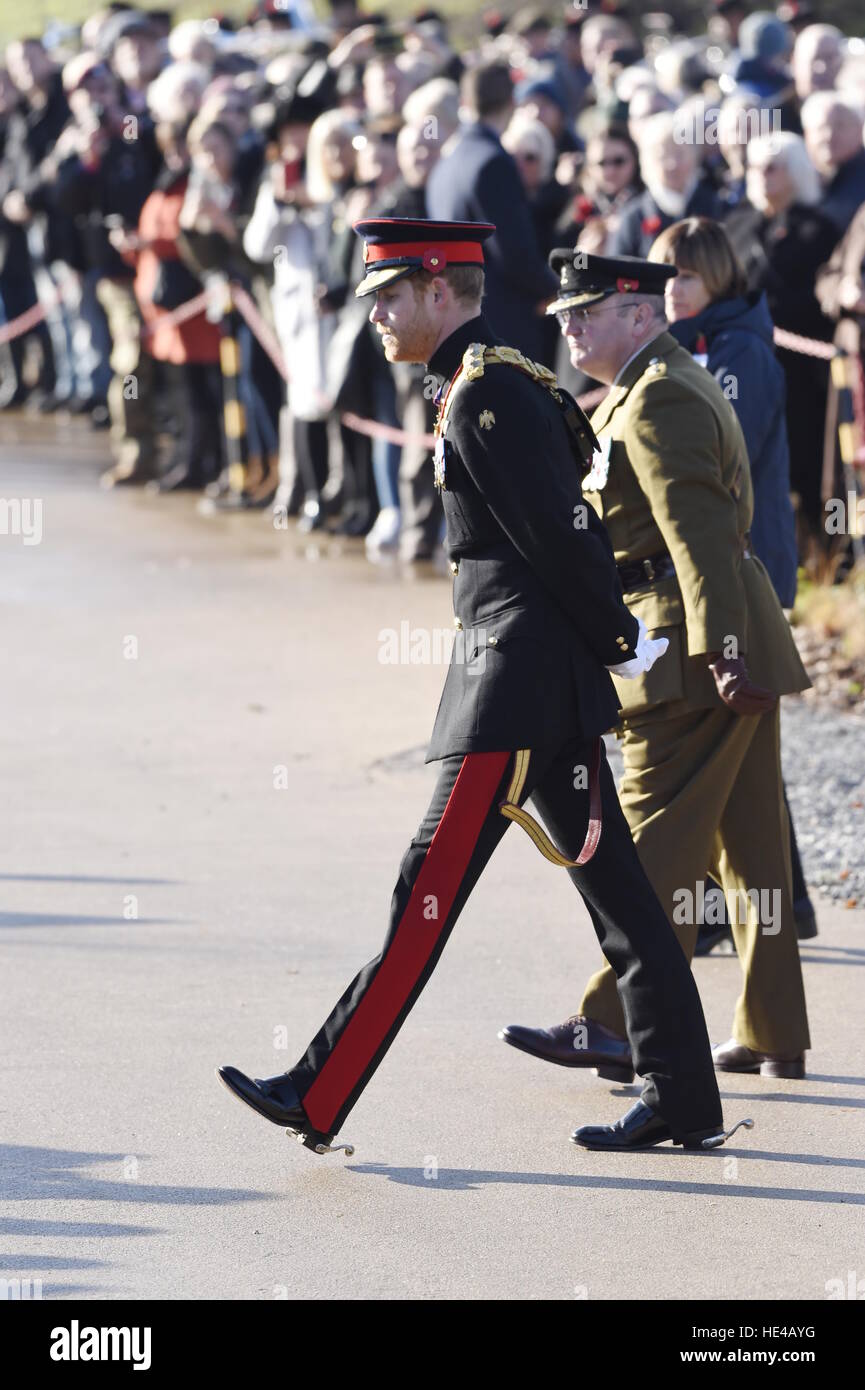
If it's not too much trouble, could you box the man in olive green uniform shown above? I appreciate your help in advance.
[501,251,812,1079]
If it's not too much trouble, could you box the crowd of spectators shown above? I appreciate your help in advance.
[1,0,865,570]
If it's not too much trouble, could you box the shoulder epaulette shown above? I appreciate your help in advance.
[438,343,563,437]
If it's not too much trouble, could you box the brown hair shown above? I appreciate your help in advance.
[460,61,513,120]
[649,216,747,301]
[410,264,485,307]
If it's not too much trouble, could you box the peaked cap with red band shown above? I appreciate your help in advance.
[546,248,677,315]
[353,217,496,297]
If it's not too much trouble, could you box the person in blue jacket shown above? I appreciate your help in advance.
[650,214,817,948]
[652,215,798,607]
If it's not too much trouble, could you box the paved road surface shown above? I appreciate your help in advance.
[2,417,864,1301]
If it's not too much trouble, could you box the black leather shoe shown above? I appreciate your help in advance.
[499,1015,635,1082]
[216,1065,354,1154]
[571,1099,753,1151]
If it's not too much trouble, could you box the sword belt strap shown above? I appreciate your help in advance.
[498,738,603,867]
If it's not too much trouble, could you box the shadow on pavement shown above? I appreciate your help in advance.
[0,1254,110,1271]
[348,1162,865,1202]
[0,1217,162,1238]
[0,913,179,928]
[0,1145,272,1207]
[718,1089,865,1107]
[0,874,181,885]
[799,954,865,967]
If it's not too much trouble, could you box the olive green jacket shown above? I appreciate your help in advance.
[584,332,810,720]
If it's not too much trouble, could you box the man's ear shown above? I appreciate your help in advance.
[431,275,448,306]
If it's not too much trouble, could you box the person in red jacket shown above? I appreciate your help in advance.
[112,120,224,491]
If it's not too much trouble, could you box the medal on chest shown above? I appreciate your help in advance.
[433,435,447,490]
[583,434,612,492]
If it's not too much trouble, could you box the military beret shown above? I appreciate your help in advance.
[353,217,495,298]
[546,250,677,315]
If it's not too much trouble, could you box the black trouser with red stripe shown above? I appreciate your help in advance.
[290,737,722,1140]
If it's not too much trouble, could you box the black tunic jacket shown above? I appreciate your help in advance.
[424,315,639,762]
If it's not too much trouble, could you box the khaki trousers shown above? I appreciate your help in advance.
[579,703,810,1055]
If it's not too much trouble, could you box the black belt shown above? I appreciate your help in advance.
[617,551,676,591]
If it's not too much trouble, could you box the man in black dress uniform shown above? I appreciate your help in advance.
[218,219,750,1156]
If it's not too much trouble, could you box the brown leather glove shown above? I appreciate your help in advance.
[707,655,778,715]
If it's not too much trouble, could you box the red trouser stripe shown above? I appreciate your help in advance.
[302,750,511,1132]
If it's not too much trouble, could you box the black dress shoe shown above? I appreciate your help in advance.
[499,1015,635,1083]
[216,1065,354,1154]
[571,1099,753,1151]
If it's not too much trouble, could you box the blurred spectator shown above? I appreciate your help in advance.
[363,48,409,120]
[609,111,723,257]
[3,37,72,409]
[556,123,641,255]
[129,118,222,492]
[0,62,43,408]
[146,61,210,129]
[427,60,556,362]
[245,94,338,526]
[651,215,798,606]
[167,21,220,69]
[402,77,459,162]
[514,76,581,157]
[625,83,674,147]
[800,91,865,235]
[716,92,758,210]
[579,12,637,106]
[552,8,591,120]
[180,112,279,504]
[507,7,556,67]
[725,130,837,537]
[55,56,162,484]
[503,114,558,251]
[100,10,166,116]
[731,10,794,106]
[791,23,845,103]
[816,200,865,523]
[708,0,749,51]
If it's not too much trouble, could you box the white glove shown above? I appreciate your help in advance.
[607,616,668,680]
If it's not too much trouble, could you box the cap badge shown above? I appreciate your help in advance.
[616,277,639,292]
[423,248,446,272]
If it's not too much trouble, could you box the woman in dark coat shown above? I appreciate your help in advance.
[650,214,817,948]
[724,131,839,541]
[652,215,798,607]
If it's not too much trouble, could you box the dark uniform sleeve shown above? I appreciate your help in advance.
[449,369,639,666]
